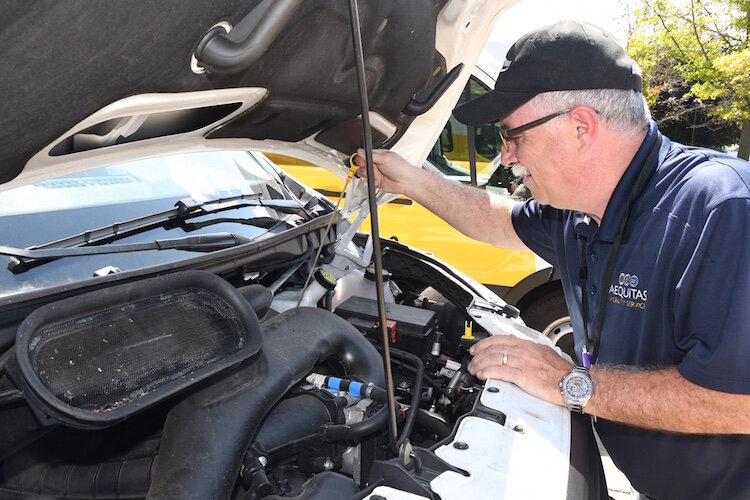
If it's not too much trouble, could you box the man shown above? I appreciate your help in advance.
[356,20,750,500]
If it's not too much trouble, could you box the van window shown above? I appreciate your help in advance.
[429,76,513,192]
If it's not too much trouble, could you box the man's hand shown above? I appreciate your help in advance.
[469,333,750,434]
[468,334,573,407]
[354,149,418,196]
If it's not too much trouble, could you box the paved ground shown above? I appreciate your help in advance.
[596,428,636,499]
[603,454,636,499]
[598,429,637,499]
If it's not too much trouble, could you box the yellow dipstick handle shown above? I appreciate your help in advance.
[295,152,363,309]
[463,320,474,340]
[346,153,359,184]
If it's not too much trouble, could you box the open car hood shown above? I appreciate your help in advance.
[1,0,514,211]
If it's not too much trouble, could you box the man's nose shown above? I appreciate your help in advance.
[500,143,518,167]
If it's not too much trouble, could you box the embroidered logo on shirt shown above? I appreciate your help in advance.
[609,272,648,309]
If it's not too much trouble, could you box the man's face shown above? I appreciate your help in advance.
[499,102,575,208]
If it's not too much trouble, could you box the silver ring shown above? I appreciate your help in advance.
[502,352,509,365]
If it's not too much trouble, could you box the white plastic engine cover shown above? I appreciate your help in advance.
[366,379,571,500]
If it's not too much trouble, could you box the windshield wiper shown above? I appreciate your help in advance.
[1,232,252,260]
[2,193,311,273]
[2,232,257,274]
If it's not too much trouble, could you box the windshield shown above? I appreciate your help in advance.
[0,150,302,298]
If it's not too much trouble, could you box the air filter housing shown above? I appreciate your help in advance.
[14,270,262,428]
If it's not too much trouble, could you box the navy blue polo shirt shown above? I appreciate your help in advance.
[512,121,750,499]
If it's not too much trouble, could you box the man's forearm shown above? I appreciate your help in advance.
[587,366,750,434]
[406,169,527,250]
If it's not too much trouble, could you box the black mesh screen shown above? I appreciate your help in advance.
[27,288,247,412]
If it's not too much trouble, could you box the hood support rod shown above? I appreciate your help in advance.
[463,84,479,187]
[347,0,400,455]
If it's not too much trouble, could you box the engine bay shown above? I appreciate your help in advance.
[0,232,603,500]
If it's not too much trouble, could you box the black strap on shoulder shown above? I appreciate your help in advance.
[581,133,663,366]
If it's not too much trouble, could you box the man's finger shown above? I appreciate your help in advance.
[474,365,521,382]
[469,333,525,355]
[469,345,513,373]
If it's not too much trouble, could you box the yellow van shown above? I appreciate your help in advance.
[267,56,572,356]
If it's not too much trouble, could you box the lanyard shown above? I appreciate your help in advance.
[579,133,662,368]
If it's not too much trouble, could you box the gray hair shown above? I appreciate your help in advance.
[529,89,651,134]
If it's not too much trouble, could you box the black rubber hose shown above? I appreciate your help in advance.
[252,394,337,454]
[238,284,273,319]
[366,384,387,403]
[320,404,389,442]
[194,0,304,74]
[414,408,452,440]
[318,376,386,404]
[147,308,384,500]
[386,349,423,448]
[389,356,451,400]
[403,64,464,116]
[320,348,423,445]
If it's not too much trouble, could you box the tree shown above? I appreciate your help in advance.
[627,0,750,159]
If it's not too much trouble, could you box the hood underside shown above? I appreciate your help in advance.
[2,0,511,189]
[1,0,445,183]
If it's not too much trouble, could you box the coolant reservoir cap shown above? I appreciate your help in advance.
[365,265,391,283]
[314,267,338,290]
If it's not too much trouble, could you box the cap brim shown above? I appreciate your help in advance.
[452,89,537,125]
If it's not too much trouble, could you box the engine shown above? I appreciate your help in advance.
[0,240,603,500]
[221,242,495,499]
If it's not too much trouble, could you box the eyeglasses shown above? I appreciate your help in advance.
[498,109,572,149]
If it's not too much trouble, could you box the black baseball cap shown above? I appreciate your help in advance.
[453,20,643,125]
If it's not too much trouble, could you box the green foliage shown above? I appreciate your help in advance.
[627,0,750,154]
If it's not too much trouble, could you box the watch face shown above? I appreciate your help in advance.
[564,373,593,399]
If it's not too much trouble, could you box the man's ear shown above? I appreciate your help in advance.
[569,105,598,153]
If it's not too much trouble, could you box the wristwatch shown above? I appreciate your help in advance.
[560,366,593,413]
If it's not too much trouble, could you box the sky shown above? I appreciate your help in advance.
[486,0,630,60]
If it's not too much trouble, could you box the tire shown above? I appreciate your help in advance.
[521,290,575,359]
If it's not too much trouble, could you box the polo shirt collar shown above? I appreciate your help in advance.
[573,120,660,242]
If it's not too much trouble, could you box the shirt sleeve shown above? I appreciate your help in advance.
[675,198,750,393]
[511,199,560,265]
